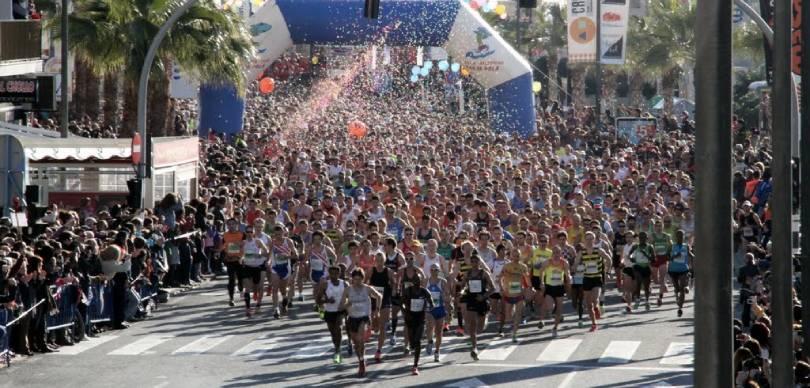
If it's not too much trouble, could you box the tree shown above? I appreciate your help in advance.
[51,0,253,136]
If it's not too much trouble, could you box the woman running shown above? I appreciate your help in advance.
[500,249,529,342]
[308,231,337,311]
[401,275,434,375]
[270,224,298,318]
[539,246,572,337]
[425,262,450,361]
[315,266,346,364]
[340,268,382,377]
[460,253,495,360]
[241,226,269,317]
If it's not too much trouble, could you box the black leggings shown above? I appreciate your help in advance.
[226,262,242,300]
[406,316,426,366]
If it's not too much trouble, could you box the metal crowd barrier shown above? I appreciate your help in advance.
[87,283,113,324]
[46,285,78,332]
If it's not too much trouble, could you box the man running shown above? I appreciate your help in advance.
[668,229,693,317]
[629,231,655,311]
[575,232,610,331]
[650,219,672,307]
[425,263,450,361]
[222,218,245,306]
[340,268,382,377]
[539,246,572,336]
[367,251,395,362]
[315,266,346,364]
[500,248,529,342]
[269,224,297,318]
[460,254,495,360]
[401,275,434,375]
[241,226,269,317]
[396,252,426,354]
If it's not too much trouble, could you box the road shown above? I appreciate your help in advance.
[2,279,694,388]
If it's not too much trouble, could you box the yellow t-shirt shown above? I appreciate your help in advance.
[530,247,552,277]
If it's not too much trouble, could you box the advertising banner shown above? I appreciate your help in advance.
[616,117,657,145]
[599,0,630,65]
[567,0,597,63]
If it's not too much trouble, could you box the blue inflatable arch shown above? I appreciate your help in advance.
[199,0,536,137]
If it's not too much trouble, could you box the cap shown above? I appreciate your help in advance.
[430,263,441,270]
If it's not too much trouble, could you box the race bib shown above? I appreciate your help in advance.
[635,253,649,265]
[468,279,483,293]
[586,262,599,274]
[244,254,264,267]
[227,243,241,254]
[275,255,289,265]
[508,281,522,295]
[549,271,564,286]
[573,274,584,284]
[403,281,413,290]
[743,227,754,237]
[673,256,686,264]
[410,298,425,312]
[430,290,441,303]
[311,259,324,271]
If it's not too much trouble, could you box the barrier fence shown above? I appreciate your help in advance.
[1,298,45,367]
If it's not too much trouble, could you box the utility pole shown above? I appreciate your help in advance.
[694,0,733,386]
[594,0,601,129]
[60,0,69,138]
[771,0,795,384]
[802,0,810,360]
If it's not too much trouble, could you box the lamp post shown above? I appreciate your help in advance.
[136,0,199,208]
[60,0,69,138]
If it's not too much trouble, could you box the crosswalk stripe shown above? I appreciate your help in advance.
[54,335,119,355]
[536,339,582,362]
[437,335,466,362]
[231,336,279,357]
[479,337,520,361]
[108,335,174,355]
[172,335,233,355]
[659,342,693,365]
[598,340,641,364]
[290,338,333,359]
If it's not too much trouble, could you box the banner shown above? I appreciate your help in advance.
[567,0,597,63]
[599,0,630,65]
[616,117,657,145]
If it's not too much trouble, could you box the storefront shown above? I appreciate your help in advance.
[1,124,200,215]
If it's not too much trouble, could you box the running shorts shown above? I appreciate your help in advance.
[431,305,448,319]
[582,277,603,291]
[272,264,290,280]
[311,270,325,283]
[634,265,652,280]
[240,266,262,284]
[544,285,566,298]
[502,295,524,304]
[347,316,370,333]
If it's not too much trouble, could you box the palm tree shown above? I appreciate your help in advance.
[51,0,253,136]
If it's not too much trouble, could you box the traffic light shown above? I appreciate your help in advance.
[364,0,379,19]
[126,179,142,209]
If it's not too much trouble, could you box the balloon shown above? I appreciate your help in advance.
[410,74,419,83]
[420,66,430,76]
[460,67,470,77]
[348,120,368,139]
[411,65,421,75]
[259,77,275,94]
[495,4,506,14]
[424,60,433,69]
[451,63,461,72]
[438,60,449,71]
[469,0,480,9]
[532,81,542,93]
[311,56,319,65]
[499,12,508,20]
[482,3,493,12]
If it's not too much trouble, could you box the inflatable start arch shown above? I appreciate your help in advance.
[199,0,536,137]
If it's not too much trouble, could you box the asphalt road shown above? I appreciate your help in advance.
[2,279,694,388]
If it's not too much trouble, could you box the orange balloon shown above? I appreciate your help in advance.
[259,77,275,94]
[460,67,470,77]
[348,120,367,138]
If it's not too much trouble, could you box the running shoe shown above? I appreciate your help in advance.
[455,327,465,337]
[403,347,411,356]
[434,352,440,362]
[551,327,558,337]
[254,304,261,314]
[537,320,545,329]
[358,360,366,377]
[333,352,342,364]
[299,295,304,302]
[625,306,632,313]
[589,324,598,332]
[443,323,450,332]
[496,329,504,338]
[470,348,479,361]
[677,308,683,317]
[578,319,583,328]
[229,300,235,307]
[245,308,252,318]
[633,300,640,310]
[645,302,651,311]
[273,308,280,319]
[374,350,382,363]
[412,367,420,375]
[657,295,663,307]
[511,333,518,343]
[426,341,434,355]
[684,287,690,295]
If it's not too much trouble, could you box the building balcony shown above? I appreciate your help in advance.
[0,19,42,76]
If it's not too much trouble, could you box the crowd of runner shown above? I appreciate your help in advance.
[0,48,805,385]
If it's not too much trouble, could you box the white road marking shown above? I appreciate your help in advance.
[598,340,641,364]
[437,335,466,362]
[659,342,693,365]
[478,336,520,361]
[54,335,119,355]
[558,371,578,388]
[536,339,582,362]
[108,335,174,355]
[231,335,279,357]
[455,363,692,373]
[172,335,233,355]
[290,338,333,359]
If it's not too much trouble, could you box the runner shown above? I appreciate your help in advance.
[668,229,693,317]
[269,223,298,318]
[575,231,610,331]
[629,231,655,311]
[425,263,450,361]
[539,246,572,336]
[307,231,337,311]
[396,252,426,354]
[460,253,495,360]
[222,218,245,306]
[315,266,346,364]
[651,219,672,307]
[241,226,269,317]
[489,244,508,336]
[620,230,637,313]
[570,245,586,327]
[367,251,396,362]
[450,240,475,336]
[401,275,434,375]
[530,234,552,328]
[382,237,405,346]
[339,268,382,377]
[499,248,529,342]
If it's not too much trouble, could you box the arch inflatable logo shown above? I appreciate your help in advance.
[465,27,495,59]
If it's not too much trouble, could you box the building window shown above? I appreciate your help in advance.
[98,168,132,192]
[153,172,175,201]
[177,179,190,202]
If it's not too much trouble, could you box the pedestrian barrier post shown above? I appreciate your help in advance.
[0,308,9,367]
[46,285,78,332]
